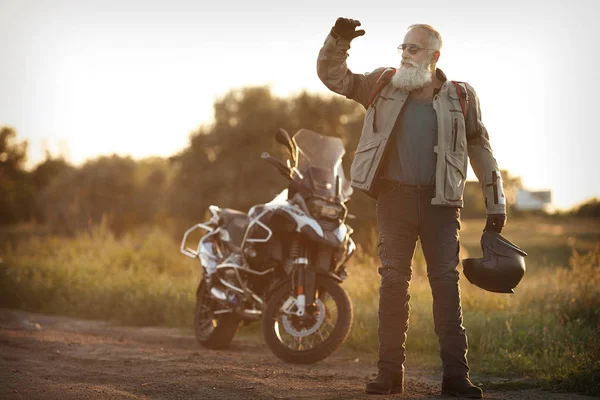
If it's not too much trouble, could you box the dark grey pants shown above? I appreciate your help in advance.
[375,181,469,378]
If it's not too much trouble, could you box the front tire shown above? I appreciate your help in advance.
[262,278,353,364]
[194,279,241,349]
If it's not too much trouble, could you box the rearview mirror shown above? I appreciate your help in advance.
[276,129,296,164]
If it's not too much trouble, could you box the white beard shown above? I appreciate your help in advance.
[391,58,433,91]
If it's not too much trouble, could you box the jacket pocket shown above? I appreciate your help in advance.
[351,139,381,185]
[444,152,466,201]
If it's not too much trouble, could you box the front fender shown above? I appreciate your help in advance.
[309,265,343,283]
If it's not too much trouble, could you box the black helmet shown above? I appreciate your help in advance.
[462,231,527,293]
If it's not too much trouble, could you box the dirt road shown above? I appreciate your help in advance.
[0,309,594,400]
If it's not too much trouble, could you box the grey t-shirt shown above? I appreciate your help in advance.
[383,97,438,185]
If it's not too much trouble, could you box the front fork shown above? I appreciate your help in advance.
[281,237,317,317]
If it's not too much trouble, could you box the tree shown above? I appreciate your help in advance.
[31,151,73,191]
[30,152,74,222]
[0,127,35,224]
[133,157,172,226]
[41,155,140,235]
[570,198,600,218]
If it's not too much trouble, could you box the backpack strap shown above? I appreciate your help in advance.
[451,81,470,119]
[366,67,397,108]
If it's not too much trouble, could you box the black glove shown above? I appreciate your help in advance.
[484,214,507,233]
[331,17,365,41]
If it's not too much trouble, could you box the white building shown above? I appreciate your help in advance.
[514,189,552,211]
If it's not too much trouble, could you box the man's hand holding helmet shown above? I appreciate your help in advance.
[485,214,507,233]
[331,17,366,41]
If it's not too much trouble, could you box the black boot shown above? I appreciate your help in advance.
[441,376,483,399]
[365,370,404,395]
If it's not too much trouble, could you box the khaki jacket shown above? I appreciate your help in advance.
[317,33,506,215]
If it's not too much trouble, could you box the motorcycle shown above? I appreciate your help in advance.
[180,128,356,364]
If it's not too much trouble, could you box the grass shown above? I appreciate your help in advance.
[0,217,599,395]
[459,216,600,268]
[0,223,202,327]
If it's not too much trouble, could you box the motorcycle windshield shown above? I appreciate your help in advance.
[293,129,353,201]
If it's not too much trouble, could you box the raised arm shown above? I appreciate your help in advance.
[317,17,385,108]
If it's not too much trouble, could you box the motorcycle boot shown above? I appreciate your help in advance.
[441,376,483,398]
[365,370,404,395]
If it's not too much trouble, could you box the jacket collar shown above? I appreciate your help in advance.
[433,68,448,97]
[436,68,447,82]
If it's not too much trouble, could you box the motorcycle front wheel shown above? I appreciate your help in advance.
[194,279,241,349]
[262,277,353,364]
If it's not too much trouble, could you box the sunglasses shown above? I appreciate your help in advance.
[397,43,436,55]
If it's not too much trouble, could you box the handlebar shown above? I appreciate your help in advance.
[261,152,292,180]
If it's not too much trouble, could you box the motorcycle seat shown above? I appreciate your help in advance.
[220,208,250,251]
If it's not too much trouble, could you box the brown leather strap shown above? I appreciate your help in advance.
[367,68,396,108]
[452,81,470,119]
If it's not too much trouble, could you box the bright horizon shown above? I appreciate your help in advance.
[1,0,599,210]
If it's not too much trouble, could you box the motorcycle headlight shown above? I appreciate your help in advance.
[308,198,343,220]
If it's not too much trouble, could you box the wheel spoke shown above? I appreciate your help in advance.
[317,327,326,342]
[198,320,212,329]
[318,319,334,337]
[308,333,319,348]
[286,336,295,348]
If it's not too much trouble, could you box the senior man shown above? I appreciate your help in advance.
[317,18,507,398]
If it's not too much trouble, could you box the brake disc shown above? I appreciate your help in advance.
[282,299,326,337]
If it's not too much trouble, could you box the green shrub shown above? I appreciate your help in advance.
[0,222,200,327]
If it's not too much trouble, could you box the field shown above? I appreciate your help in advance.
[1,216,599,395]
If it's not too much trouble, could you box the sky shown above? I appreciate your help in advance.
[1,0,599,210]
